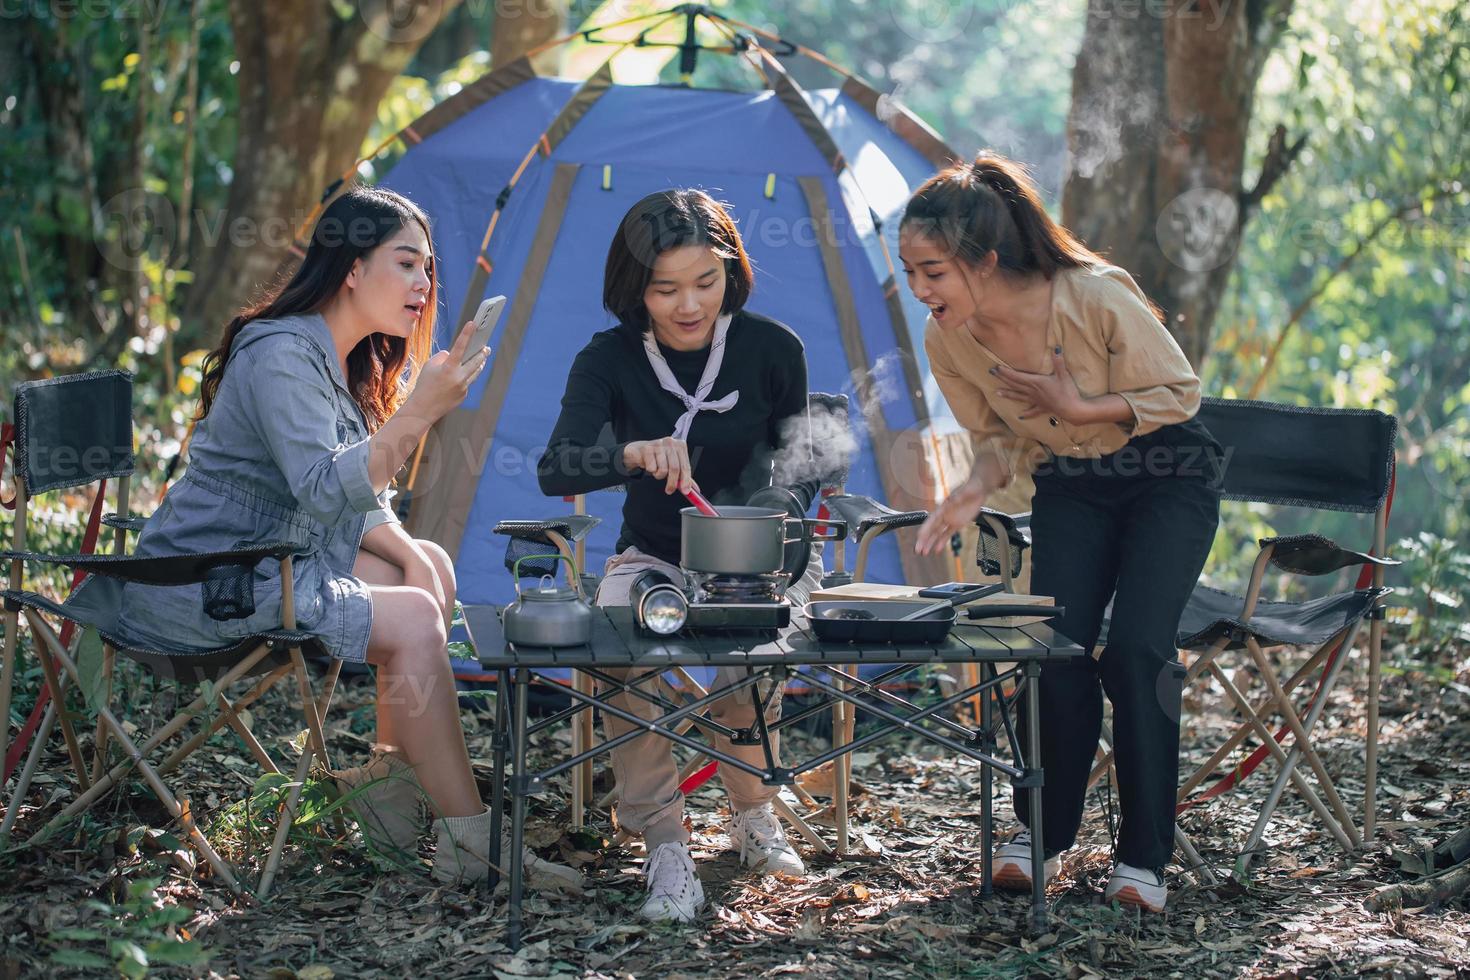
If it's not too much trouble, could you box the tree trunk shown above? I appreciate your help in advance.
[490,0,564,73]
[23,16,102,338]
[1061,0,1296,368]
[90,19,156,369]
[408,1,487,78]
[180,0,464,344]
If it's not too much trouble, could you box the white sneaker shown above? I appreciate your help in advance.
[991,829,1060,890]
[640,841,705,922]
[1105,863,1167,912]
[728,804,806,875]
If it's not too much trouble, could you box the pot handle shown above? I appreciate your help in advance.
[511,553,582,597]
[783,517,847,544]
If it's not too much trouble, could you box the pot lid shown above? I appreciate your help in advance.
[518,574,582,602]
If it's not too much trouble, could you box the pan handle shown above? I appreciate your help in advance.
[965,604,1065,621]
[783,517,846,544]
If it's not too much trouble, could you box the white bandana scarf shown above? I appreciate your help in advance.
[642,313,740,441]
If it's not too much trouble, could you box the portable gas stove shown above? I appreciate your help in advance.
[683,570,792,632]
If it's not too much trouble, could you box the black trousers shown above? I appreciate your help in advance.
[1014,419,1221,870]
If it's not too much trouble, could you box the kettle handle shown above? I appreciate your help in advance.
[511,553,582,597]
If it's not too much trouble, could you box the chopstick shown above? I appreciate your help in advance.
[683,487,720,517]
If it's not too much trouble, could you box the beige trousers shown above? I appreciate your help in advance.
[593,544,820,847]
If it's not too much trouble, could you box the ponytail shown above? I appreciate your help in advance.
[902,151,1100,280]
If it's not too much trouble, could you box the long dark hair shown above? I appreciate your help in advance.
[196,186,437,430]
[602,189,754,334]
[902,152,1103,281]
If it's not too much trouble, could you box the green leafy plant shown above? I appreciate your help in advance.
[1394,531,1470,648]
[44,875,209,978]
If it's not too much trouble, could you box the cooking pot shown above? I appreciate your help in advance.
[680,506,846,576]
[503,554,593,647]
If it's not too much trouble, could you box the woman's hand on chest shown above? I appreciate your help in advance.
[991,348,1090,424]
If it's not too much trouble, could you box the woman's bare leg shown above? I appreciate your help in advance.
[354,549,479,818]
[354,545,457,750]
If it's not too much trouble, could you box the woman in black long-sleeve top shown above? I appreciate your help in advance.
[538,189,814,923]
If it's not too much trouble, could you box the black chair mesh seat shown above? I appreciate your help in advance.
[1176,585,1391,652]
[1094,585,1389,653]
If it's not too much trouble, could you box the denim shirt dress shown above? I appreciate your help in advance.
[110,313,397,662]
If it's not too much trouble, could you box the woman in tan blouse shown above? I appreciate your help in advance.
[901,153,1222,913]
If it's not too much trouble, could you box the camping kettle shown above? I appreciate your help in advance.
[503,554,593,647]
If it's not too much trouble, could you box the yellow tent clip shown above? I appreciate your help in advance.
[764,173,776,199]
[602,164,613,191]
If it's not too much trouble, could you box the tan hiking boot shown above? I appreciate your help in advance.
[334,747,425,855]
[431,807,587,895]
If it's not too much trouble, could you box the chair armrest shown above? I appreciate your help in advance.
[973,507,1031,580]
[493,515,601,546]
[974,507,1032,547]
[0,542,297,586]
[1259,534,1401,576]
[101,513,148,534]
[823,493,928,539]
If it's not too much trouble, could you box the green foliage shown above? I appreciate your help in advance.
[1211,0,1470,553]
[43,875,210,978]
[1,1,238,377]
[447,598,475,662]
[658,0,1081,187]
[1395,531,1470,647]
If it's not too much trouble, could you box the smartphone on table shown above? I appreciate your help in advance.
[462,294,506,365]
[917,582,1005,601]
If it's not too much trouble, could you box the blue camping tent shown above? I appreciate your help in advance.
[379,21,966,612]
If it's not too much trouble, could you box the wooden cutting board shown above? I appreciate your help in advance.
[808,582,924,602]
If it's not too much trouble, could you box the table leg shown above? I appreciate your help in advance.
[833,672,849,856]
[1023,660,1047,933]
[508,667,530,951]
[571,668,590,830]
[980,662,995,897]
[488,667,508,892]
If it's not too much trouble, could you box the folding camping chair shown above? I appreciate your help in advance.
[3,370,132,818]
[1080,398,1398,876]
[0,371,340,899]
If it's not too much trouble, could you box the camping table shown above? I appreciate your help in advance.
[462,604,1085,948]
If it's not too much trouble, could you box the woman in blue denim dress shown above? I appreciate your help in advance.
[117,187,580,891]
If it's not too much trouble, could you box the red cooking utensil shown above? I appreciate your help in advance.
[683,486,720,517]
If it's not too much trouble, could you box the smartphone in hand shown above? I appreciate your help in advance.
[462,295,506,365]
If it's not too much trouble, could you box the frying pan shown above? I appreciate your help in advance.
[805,591,1064,644]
